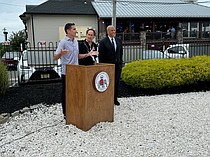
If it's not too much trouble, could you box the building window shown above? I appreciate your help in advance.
[202,22,210,38]
[182,22,198,38]
[182,22,188,37]
[190,22,198,38]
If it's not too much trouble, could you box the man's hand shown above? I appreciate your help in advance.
[60,49,70,56]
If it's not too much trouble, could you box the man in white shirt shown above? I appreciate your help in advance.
[54,23,78,119]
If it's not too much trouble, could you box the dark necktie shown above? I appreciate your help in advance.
[111,38,115,51]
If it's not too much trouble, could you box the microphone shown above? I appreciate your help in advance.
[95,45,99,63]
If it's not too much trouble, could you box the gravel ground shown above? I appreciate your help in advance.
[0,91,210,156]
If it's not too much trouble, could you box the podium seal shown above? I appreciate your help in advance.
[95,71,110,92]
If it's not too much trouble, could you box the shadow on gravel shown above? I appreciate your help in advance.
[1,80,210,114]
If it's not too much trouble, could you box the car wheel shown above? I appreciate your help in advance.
[18,76,22,86]
[17,73,24,86]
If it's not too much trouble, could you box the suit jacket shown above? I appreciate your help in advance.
[98,36,123,69]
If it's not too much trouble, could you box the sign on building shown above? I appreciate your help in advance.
[38,41,46,46]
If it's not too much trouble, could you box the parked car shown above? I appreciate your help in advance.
[17,50,61,85]
[1,51,21,70]
[164,44,189,58]
[143,44,189,60]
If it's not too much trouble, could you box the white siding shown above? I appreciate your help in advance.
[26,15,98,46]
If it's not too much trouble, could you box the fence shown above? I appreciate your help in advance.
[3,40,210,87]
[5,42,60,87]
[123,41,210,63]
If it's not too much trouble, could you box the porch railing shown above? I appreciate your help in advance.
[116,31,210,43]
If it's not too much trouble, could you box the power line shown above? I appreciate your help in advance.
[0,2,24,7]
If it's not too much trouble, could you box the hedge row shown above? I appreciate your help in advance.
[121,56,210,89]
[0,61,9,95]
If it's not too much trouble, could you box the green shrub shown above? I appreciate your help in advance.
[0,61,9,95]
[121,56,210,90]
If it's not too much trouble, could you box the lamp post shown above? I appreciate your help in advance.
[112,0,116,28]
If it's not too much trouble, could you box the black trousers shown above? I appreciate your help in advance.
[61,74,66,116]
[114,65,122,102]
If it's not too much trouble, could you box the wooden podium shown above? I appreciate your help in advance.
[65,63,115,131]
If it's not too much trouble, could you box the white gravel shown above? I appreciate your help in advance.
[0,91,210,157]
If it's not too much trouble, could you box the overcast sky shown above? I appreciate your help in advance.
[0,0,46,42]
[0,0,210,42]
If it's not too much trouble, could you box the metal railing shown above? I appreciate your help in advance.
[3,40,210,87]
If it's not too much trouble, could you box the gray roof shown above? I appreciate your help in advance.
[24,0,96,15]
[92,0,210,18]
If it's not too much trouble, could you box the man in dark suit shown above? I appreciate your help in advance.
[99,25,123,106]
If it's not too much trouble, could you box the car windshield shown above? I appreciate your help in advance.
[2,52,19,59]
[168,46,187,54]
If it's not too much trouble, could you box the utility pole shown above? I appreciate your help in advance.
[3,28,8,41]
[112,0,116,28]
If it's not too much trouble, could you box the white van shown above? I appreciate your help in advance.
[17,50,61,85]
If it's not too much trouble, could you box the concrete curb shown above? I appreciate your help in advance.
[0,113,10,124]
[0,106,33,125]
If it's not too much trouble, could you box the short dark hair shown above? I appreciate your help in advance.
[86,28,96,36]
[64,23,75,34]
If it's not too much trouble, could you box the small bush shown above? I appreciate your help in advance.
[0,61,9,95]
[121,56,210,90]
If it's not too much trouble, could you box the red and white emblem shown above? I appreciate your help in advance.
[95,71,109,92]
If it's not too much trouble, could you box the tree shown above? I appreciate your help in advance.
[0,42,12,57]
[0,43,4,57]
[9,30,26,52]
